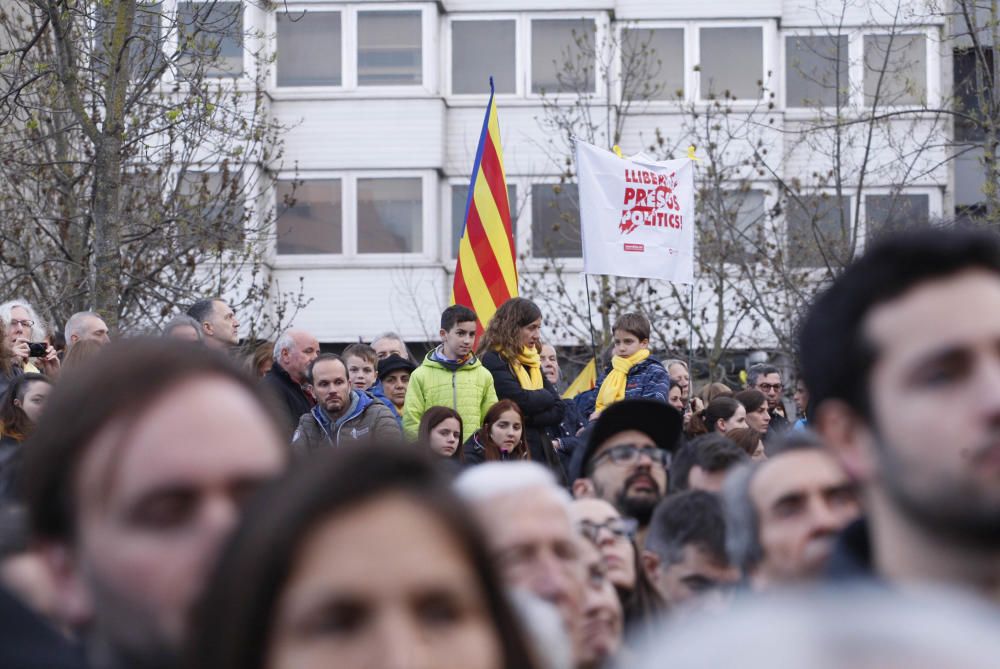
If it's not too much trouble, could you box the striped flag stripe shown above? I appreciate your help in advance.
[463,203,510,307]
[471,167,517,296]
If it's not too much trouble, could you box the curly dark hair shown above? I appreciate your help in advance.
[476,297,543,362]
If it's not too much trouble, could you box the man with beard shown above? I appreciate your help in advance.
[571,399,682,547]
[721,432,860,590]
[21,339,287,669]
[800,228,1000,600]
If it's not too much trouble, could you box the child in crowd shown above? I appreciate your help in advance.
[417,406,464,462]
[581,312,671,418]
[402,305,497,442]
[343,343,377,391]
[463,399,529,465]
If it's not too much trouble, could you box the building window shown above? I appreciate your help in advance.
[531,19,596,94]
[954,46,992,142]
[450,184,518,257]
[276,180,343,254]
[276,12,342,86]
[532,183,580,258]
[863,34,926,105]
[699,190,766,263]
[865,193,929,241]
[357,10,422,86]
[357,178,423,253]
[178,171,244,250]
[176,1,243,77]
[700,27,762,99]
[452,20,516,94]
[621,28,684,101]
[785,34,848,108]
[786,194,852,267]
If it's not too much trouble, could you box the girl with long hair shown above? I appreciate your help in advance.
[418,405,464,462]
[463,399,529,465]
[477,298,565,479]
[686,397,748,437]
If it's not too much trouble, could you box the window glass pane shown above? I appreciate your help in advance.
[276,180,342,254]
[700,190,766,262]
[451,184,517,257]
[785,34,848,107]
[177,1,243,77]
[864,34,926,105]
[178,171,244,250]
[358,11,422,86]
[531,19,595,94]
[786,194,851,267]
[622,28,684,101]
[532,183,580,258]
[452,20,515,94]
[96,3,164,81]
[865,193,929,241]
[357,178,422,253]
[953,47,991,141]
[700,27,762,99]
[276,12,341,86]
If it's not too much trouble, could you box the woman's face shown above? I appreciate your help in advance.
[745,403,771,433]
[751,440,767,461]
[489,410,522,451]
[267,494,503,669]
[16,381,51,424]
[719,405,748,432]
[569,498,636,591]
[429,418,461,457]
[518,318,542,349]
[667,386,685,414]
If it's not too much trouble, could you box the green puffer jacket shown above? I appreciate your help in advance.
[402,350,498,442]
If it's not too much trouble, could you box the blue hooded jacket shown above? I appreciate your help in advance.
[576,356,671,418]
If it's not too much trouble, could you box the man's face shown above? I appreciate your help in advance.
[372,338,405,361]
[68,377,284,657]
[652,544,740,609]
[346,355,376,391]
[668,363,690,396]
[382,370,409,409]
[612,330,646,359]
[587,430,668,526]
[8,305,32,344]
[575,539,623,668]
[750,450,859,585]
[205,301,239,346]
[858,270,1000,546]
[75,316,111,346]
[754,373,783,409]
[793,380,809,415]
[440,322,476,360]
[472,488,583,648]
[312,359,352,417]
[540,344,559,385]
[281,332,320,384]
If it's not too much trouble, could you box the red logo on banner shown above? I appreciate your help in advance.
[619,168,684,236]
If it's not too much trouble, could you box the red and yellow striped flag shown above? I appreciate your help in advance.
[451,77,517,335]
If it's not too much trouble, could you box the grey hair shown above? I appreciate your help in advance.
[454,462,572,508]
[747,363,780,388]
[369,331,415,362]
[664,359,688,370]
[64,311,102,344]
[720,461,765,575]
[273,331,296,363]
[162,314,204,341]
[0,299,47,341]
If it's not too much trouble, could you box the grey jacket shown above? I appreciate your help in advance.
[291,390,401,455]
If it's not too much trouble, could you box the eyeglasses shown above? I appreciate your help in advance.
[591,443,670,469]
[757,383,783,392]
[9,319,34,329]
[578,518,638,543]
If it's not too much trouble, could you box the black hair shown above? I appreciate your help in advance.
[306,353,345,384]
[186,297,221,325]
[670,433,748,494]
[799,227,1000,420]
[734,389,767,414]
[441,304,478,332]
[0,373,51,443]
[688,397,743,435]
[186,445,541,669]
[646,490,730,567]
[746,364,780,389]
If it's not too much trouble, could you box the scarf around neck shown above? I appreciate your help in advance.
[507,346,543,390]
[594,349,650,413]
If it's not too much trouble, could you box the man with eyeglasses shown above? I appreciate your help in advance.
[570,399,682,547]
[0,300,60,380]
[747,363,789,442]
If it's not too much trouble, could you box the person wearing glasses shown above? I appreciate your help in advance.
[746,363,790,441]
[0,300,59,379]
[569,399,682,548]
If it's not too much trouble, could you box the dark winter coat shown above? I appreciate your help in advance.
[576,356,672,418]
[290,390,401,455]
[261,361,314,438]
[462,432,529,467]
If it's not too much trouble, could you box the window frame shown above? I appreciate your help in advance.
[168,0,251,82]
[697,185,776,267]
[612,21,689,107]
[271,6,347,90]
[526,12,608,101]
[860,186,940,246]
[443,176,523,264]
[783,190,855,269]
[445,13,521,99]
[857,27,939,110]
[780,28,851,112]
[693,20,775,104]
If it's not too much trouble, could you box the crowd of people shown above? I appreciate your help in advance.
[1,227,1000,668]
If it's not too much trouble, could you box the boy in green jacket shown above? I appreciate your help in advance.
[403,305,498,441]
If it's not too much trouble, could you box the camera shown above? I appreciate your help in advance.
[27,342,48,357]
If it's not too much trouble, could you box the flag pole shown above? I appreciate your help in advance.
[583,272,601,374]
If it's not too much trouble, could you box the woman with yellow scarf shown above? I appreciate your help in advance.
[478,298,566,482]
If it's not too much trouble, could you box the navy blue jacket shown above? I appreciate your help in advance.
[576,356,671,418]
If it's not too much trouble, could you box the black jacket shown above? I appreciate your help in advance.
[481,351,566,482]
[462,433,529,467]
[547,399,587,475]
[826,518,878,583]
[0,584,88,668]
[261,362,314,438]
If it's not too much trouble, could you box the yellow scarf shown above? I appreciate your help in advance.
[594,349,650,413]
[509,346,544,390]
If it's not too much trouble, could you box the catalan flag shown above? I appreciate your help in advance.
[562,359,597,399]
[451,77,517,335]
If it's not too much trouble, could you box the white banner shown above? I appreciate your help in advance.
[576,139,695,284]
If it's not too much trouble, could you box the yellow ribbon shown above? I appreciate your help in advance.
[594,349,650,413]
[511,346,544,390]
